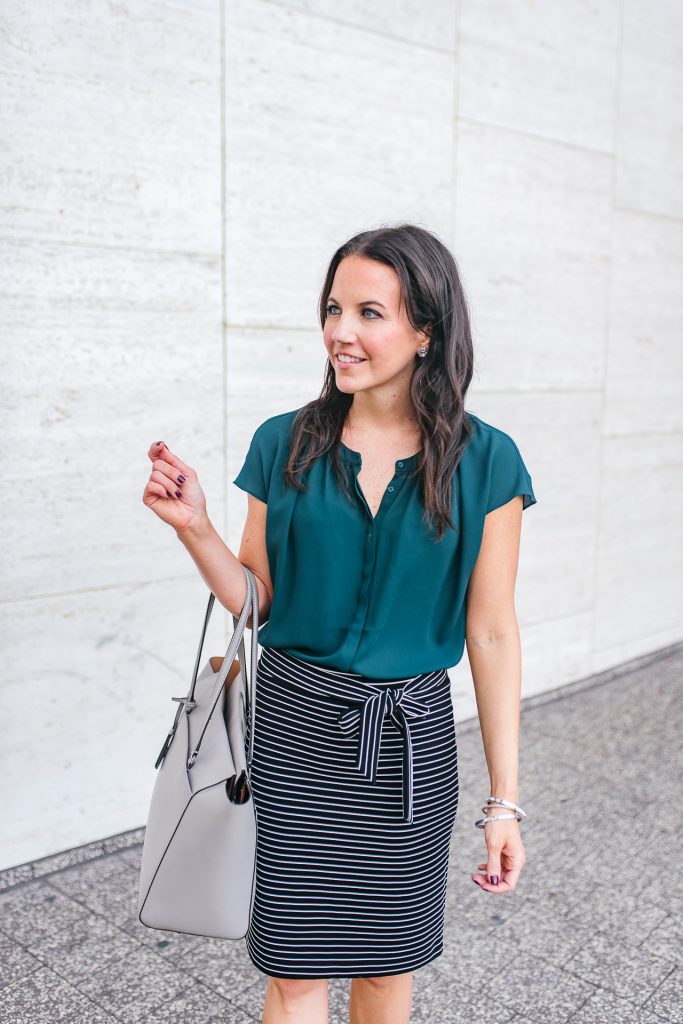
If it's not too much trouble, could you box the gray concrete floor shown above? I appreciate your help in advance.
[1,646,681,1023]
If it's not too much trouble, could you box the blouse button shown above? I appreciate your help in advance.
[397,461,404,468]
[387,485,395,492]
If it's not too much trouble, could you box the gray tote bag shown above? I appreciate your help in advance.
[137,564,259,939]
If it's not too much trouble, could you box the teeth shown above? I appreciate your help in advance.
[338,355,364,363]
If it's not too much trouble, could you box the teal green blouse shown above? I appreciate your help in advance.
[233,407,537,679]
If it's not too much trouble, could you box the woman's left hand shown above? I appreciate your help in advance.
[471,819,526,893]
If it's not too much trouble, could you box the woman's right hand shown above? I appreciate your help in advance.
[142,441,209,535]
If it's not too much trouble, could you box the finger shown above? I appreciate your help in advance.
[147,441,167,462]
[150,459,185,488]
[500,862,524,890]
[474,851,503,888]
[487,860,502,886]
[144,481,175,504]
[481,845,503,886]
[471,870,510,892]
[148,441,193,476]
[150,469,184,498]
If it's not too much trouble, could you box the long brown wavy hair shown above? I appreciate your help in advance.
[283,223,475,541]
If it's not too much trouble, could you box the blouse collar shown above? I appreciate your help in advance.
[338,440,421,475]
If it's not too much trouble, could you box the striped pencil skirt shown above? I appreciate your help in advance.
[243,645,460,979]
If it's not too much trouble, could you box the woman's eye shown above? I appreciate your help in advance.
[324,304,380,318]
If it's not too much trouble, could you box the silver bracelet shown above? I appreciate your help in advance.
[474,794,527,829]
[474,812,518,828]
[485,795,526,819]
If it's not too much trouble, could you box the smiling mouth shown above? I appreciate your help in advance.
[336,354,367,365]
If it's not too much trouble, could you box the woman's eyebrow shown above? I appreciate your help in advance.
[328,295,387,309]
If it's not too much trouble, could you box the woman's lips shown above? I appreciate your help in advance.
[336,355,367,368]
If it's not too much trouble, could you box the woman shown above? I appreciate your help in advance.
[143,223,537,1024]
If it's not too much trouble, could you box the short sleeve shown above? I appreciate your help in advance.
[233,421,273,503]
[486,430,537,514]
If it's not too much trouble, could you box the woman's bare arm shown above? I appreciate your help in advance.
[465,494,524,802]
[464,494,527,892]
[176,497,273,629]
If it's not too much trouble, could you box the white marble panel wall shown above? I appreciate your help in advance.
[221,0,456,328]
[1,1,226,870]
[448,0,683,720]
[1,0,681,868]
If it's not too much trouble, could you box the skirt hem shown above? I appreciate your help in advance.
[245,942,444,980]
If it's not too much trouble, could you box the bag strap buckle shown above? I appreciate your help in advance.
[171,696,197,711]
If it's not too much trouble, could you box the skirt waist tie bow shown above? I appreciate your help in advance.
[337,686,432,823]
[284,670,435,824]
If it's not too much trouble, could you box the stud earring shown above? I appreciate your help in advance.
[417,346,429,358]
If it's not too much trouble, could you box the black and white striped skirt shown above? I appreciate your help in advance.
[244,645,459,979]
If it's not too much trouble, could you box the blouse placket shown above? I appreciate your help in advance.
[339,445,420,668]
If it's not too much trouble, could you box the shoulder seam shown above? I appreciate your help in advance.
[467,413,520,449]
[254,407,301,435]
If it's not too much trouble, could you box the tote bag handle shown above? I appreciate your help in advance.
[155,564,260,771]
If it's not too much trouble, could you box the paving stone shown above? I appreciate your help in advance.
[566,984,672,1022]
[410,970,518,1023]
[431,929,521,993]
[118,845,143,872]
[569,885,670,948]
[639,914,683,966]
[576,819,683,887]
[564,930,674,1006]
[142,977,258,1023]
[641,966,683,1023]
[328,977,354,1024]
[479,948,596,1024]
[446,879,520,931]
[633,833,682,875]
[0,931,43,989]
[0,878,84,941]
[511,873,600,922]
[101,830,145,856]
[74,944,191,1023]
[526,826,598,877]
[119,913,206,963]
[46,851,140,926]
[167,931,260,1000]
[0,966,119,1023]
[484,898,597,967]
[4,830,147,892]
[0,879,141,983]
[636,871,683,919]
[413,939,520,1020]
[0,861,34,893]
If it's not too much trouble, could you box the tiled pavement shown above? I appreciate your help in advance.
[1,645,681,1023]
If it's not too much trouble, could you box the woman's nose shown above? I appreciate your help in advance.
[330,320,359,343]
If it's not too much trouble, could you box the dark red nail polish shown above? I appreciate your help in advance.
[178,474,185,483]
[490,875,499,885]
[175,489,181,498]
[165,489,171,497]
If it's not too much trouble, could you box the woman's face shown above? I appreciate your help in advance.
[323,255,430,395]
